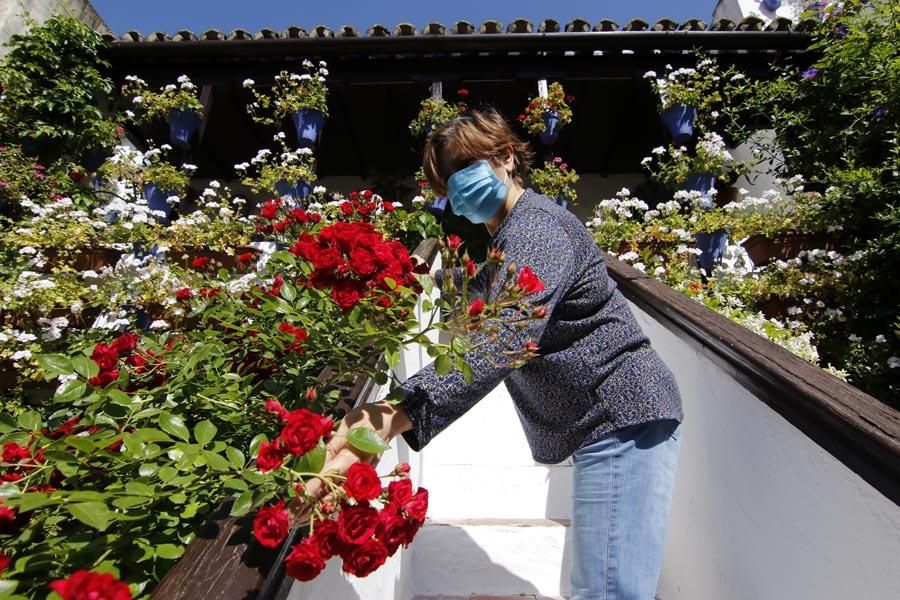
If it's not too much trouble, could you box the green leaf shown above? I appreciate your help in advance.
[346,427,391,455]
[65,436,95,453]
[130,429,172,444]
[66,501,110,531]
[0,413,16,434]
[17,411,41,432]
[112,496,150,510]
[202,450,231,472]
[0,484,21,500]
[159,413,189,441]
[434,354,452,376]
[280,282,297,303]
[230,491,253,517]
[157,466,177,482]
[125,481,154,496]
[297,441,326,474]
[72,355,99,379]
[106,389,133,407]
[54,379,86,403]
[194,420,217,446]
[0,580,18,597]
[248,434,267,459]
[36,354,73,378]
[415,272,434,295]
[138,464,157,477]
[156,544,184,560]
[10,492,53,513]
[225,447,245,469]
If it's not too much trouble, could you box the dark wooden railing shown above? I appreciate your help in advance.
[152,238,440,599]
[605,254,900,505]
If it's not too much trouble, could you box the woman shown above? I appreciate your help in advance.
[312,107,684,600]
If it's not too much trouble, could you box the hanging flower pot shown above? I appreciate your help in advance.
[659,104,698,144]
[143,183,175,224]
[81,149,107,173]
[168,109,202,148]
[684,172,718,209]
[695,228,729,275]
[539,110,561,146]
[274,179,313,201]
[291,108,327,149]
[763,0,782,10]
[427,196,448,219]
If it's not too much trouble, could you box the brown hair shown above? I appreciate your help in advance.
[422,106,536,197]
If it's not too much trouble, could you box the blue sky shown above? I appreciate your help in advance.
[90,0,717,35]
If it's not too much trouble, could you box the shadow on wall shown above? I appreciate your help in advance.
[546,462,574,598]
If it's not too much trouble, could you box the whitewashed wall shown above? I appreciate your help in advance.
[713,0,811,23]
[627,301,900,600]
[0,0,107,54]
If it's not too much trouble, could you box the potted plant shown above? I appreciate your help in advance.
[409,89,469,138]
[413,168,448,218]
[123,74,204,148]
[528,156,579,209]
[246,59,330,149]
[518,82,574,146]
[139,145,193,224]
[236,135,318,203]
[644,58,724,143]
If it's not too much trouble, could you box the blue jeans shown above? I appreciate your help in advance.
[570,419,683,600]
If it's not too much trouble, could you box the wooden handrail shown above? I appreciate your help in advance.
[151,238,441,599]
[604,253,900,505]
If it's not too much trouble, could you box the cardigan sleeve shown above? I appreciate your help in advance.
[397,207,575,450]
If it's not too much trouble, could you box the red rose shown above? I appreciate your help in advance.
[191,256,210,269]
[49,569,132,600]
[237,252,255,263]
[256,439,284,472]
[2,442,31,464]
[343,463,383,502]
[199,287,220,298]
[342,539,389,577]
[337,503,379,545]
[515,266,545,294]
[382,201,395,212]
[518,113,527,121]
[253,501,290,548]
[465,259,477,277]
[404,488,429,523]
[284,537,326,582]
[51,416,82,439]
[376,295,393,308]
[0,550,9,574]
[387,479,413,506]
[331,280,362,312]
[467,299,485,317]
[260,199,281,220]
[375,506,408,556]
[362,189,373,200]
[281,409,327,456]
[88,369,119,388]
[111,332,139,356]
[349,246,378,277]
[264,398,289,420]
[0,502,15,531]
[456,88,469,96]
[340,202,355,216]
[446,234,462,250]
[175,288,194,301]
[312,247,343,272]
[91,343,118,372]
[312,518,344,559]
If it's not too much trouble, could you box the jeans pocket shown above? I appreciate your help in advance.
[654,418,682,442]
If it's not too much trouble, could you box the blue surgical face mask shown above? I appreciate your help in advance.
[447,159,510,224]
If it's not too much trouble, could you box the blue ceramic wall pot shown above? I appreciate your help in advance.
[539,110,561,145]
[168,109,202,148]
[81,150,107,173]
[143,183,175,224]
[659,104,698,144]
[684,172,718,209]
[274,180,312,201]
[427,196,448,219]
[695,229,729,275]
[763,0,782,10]
[292,109,326,149]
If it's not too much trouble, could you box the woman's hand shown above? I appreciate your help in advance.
[288,401,413,524]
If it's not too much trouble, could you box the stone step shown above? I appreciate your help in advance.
[407,519,571,599]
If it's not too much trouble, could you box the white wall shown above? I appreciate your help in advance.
[627,301,900,600]
[0,0,107,55]
[713,0,810,23]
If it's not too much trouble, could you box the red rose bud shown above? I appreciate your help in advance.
[285,537,326,581]
[487,248,505,262]
[256,439,284,472]
[446,234,462,250]
[467,299,485,317]
[264,398,289,420]
[382,201,395,212]
[49,570,132,600]
[111,332,139,356]
[253,501,291,548]
[393,462,411,476]
[237,252,255,263]
[516,266,545,294]
[305,387,318,404]
[343,463,383,502]
[532,306,548,319]
[0,550,9,575]
[518,113,527,121]
[466,259,477,277]
[175,288,194,301]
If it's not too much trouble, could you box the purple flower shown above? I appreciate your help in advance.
[801,67,819,80]
[835,24,849,36]
[874,106,888,119]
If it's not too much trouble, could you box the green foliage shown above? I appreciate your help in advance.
[0,15,117,161]
[528,157,579,204]
[518,81,574,135]
[246,60,329,126]
[409,95,468,137]
[121,74,203,124]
